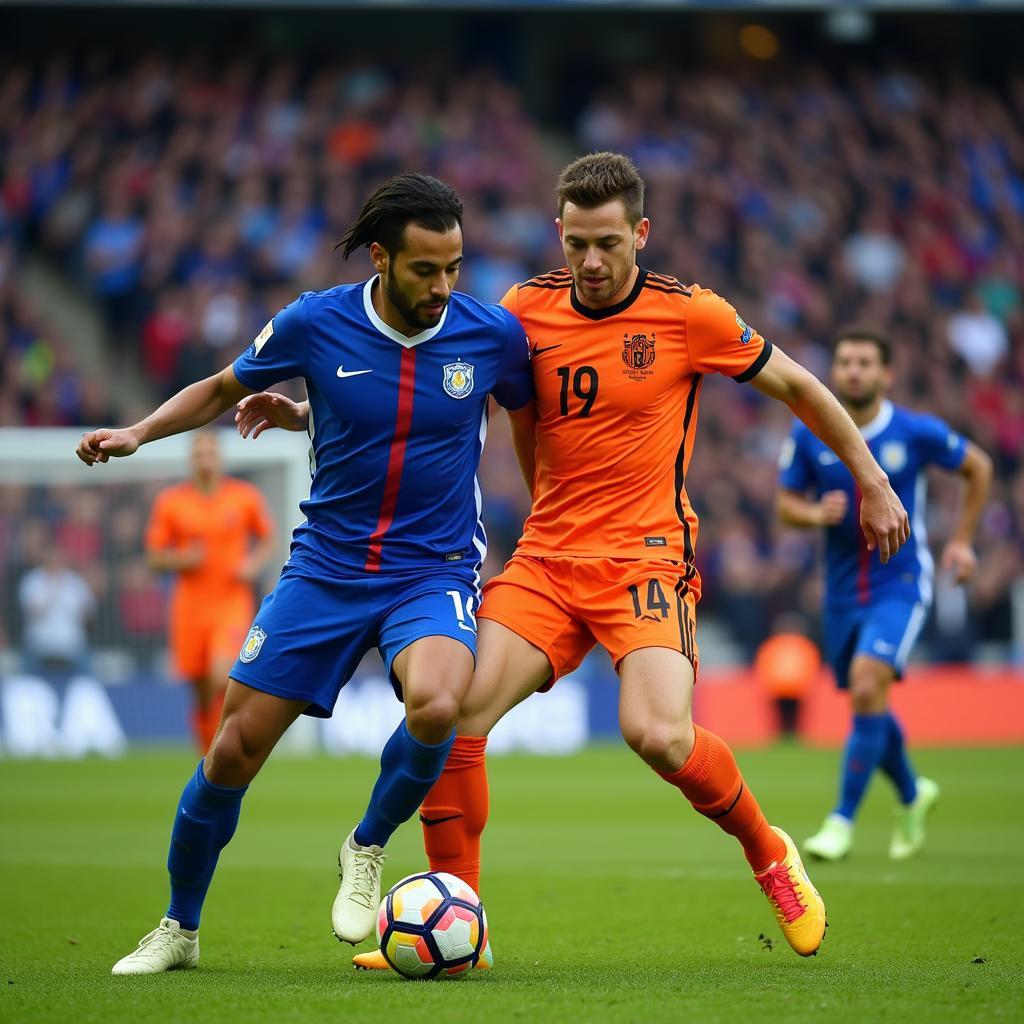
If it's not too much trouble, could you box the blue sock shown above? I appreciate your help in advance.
[166,760,247,931]
[354,721,455,848]
[835,713,889,821]
[879,711,918,805]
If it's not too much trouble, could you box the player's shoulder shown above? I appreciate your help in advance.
[222,476,263,500]
[642,269,693,299]
[511,268,573,311]
[153,480,193,507]
[293,281,364,314]
[887,402,946,438]
[447,291,524,349]
[447,289,515,327]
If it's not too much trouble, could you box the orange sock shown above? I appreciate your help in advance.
[194,692,226,756]
[658,725,786,873]
[420,735,488,896]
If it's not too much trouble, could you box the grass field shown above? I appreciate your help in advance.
[2,744,1022,1024]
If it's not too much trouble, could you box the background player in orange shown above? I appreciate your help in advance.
[146,430,275,752]
[243,153,909,962]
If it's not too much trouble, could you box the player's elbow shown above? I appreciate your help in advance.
[964,444,994,483]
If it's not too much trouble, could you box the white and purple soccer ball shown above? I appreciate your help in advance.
[375,871,487,979]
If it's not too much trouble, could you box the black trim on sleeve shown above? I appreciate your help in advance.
[732,339,774,383]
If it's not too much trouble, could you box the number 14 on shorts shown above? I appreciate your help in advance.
[628,580,670,620]
[447,590,478,633]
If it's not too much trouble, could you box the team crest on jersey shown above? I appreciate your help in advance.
[443,361,475,399]
[239,626,267,663]
[880,441,907,473]
[621,332,656,381]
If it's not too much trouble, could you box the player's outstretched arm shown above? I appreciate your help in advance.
[76,365,252,466]
[941,442,993,583]
[777,488,848,529]
[235,393,310,439]
[749,346,909,563]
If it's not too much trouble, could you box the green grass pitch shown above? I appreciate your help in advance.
[2,745,1022,1023]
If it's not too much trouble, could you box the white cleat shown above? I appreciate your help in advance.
[803,813,854,862]
[111,918,199,975]
[332,829,387,945]
[890,777,940,860]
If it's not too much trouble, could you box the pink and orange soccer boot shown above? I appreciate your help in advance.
[754,827,827,957]
[353,940,493,972]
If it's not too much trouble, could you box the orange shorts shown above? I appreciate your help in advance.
[170,593,254,682]
[477,555,700,689]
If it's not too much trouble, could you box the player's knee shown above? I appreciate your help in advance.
[406,690,460,744]
[848,671,887,714]
[622,719,694,772]
[205,716,268,786]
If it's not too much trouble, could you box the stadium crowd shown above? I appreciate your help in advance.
[1,52,1021,667]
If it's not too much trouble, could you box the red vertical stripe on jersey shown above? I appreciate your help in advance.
[364,348,417,572]
[855,486,871,605]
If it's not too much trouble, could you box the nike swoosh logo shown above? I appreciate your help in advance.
[419,813,463,827]
[531,344,562,357]
[337,366,372,378]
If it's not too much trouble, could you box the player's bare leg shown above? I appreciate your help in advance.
[618,647,826,957]
[335,636,474,944]
[113,681,306,974]
[354,619,550,970]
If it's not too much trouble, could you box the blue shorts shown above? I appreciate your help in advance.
[230,566,479,717]
[824,597,929,689]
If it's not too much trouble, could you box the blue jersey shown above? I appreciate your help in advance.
[233,277,532,578]
[778,400,967,610]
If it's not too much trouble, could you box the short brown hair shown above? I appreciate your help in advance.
[832,326,892,365]
[556,152,645,225]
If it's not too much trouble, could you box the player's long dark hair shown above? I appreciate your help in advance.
[337,174,463,259]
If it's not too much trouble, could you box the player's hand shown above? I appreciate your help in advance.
[859,478,910,564]
[817,490,848,527]
[235,557,261,584]
[179,542,206,570]
[940,539,978,584]
[235,393,308,438]
[76,427,141,466]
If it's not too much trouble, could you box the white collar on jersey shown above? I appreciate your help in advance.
[859,399,894,441]
[362,276,449,348]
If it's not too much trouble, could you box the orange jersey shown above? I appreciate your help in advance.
[502,268,771,576]
[146,477,273,609]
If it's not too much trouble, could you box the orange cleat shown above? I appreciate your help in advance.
[353,940,493,972]
[754,827,827,957]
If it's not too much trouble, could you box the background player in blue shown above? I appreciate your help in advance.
[777,327,992,862]
[75,174,534,974]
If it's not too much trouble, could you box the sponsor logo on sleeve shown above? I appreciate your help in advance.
[736,315,754,345]
[253,320,274,355]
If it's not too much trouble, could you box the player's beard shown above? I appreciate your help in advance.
[838,382,882,411]
[385,274,447,331]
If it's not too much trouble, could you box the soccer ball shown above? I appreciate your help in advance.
[375,872,487,979]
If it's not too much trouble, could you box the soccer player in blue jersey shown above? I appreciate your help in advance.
[75,174,534,974]
[777,327,991,861]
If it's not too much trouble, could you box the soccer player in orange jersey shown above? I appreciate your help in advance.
[243,153,908,962]
[146,431,275,753]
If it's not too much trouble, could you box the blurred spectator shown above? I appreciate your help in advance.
[947,291,1010,375]
[18,545,95,674]
[0,48,1020,664]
